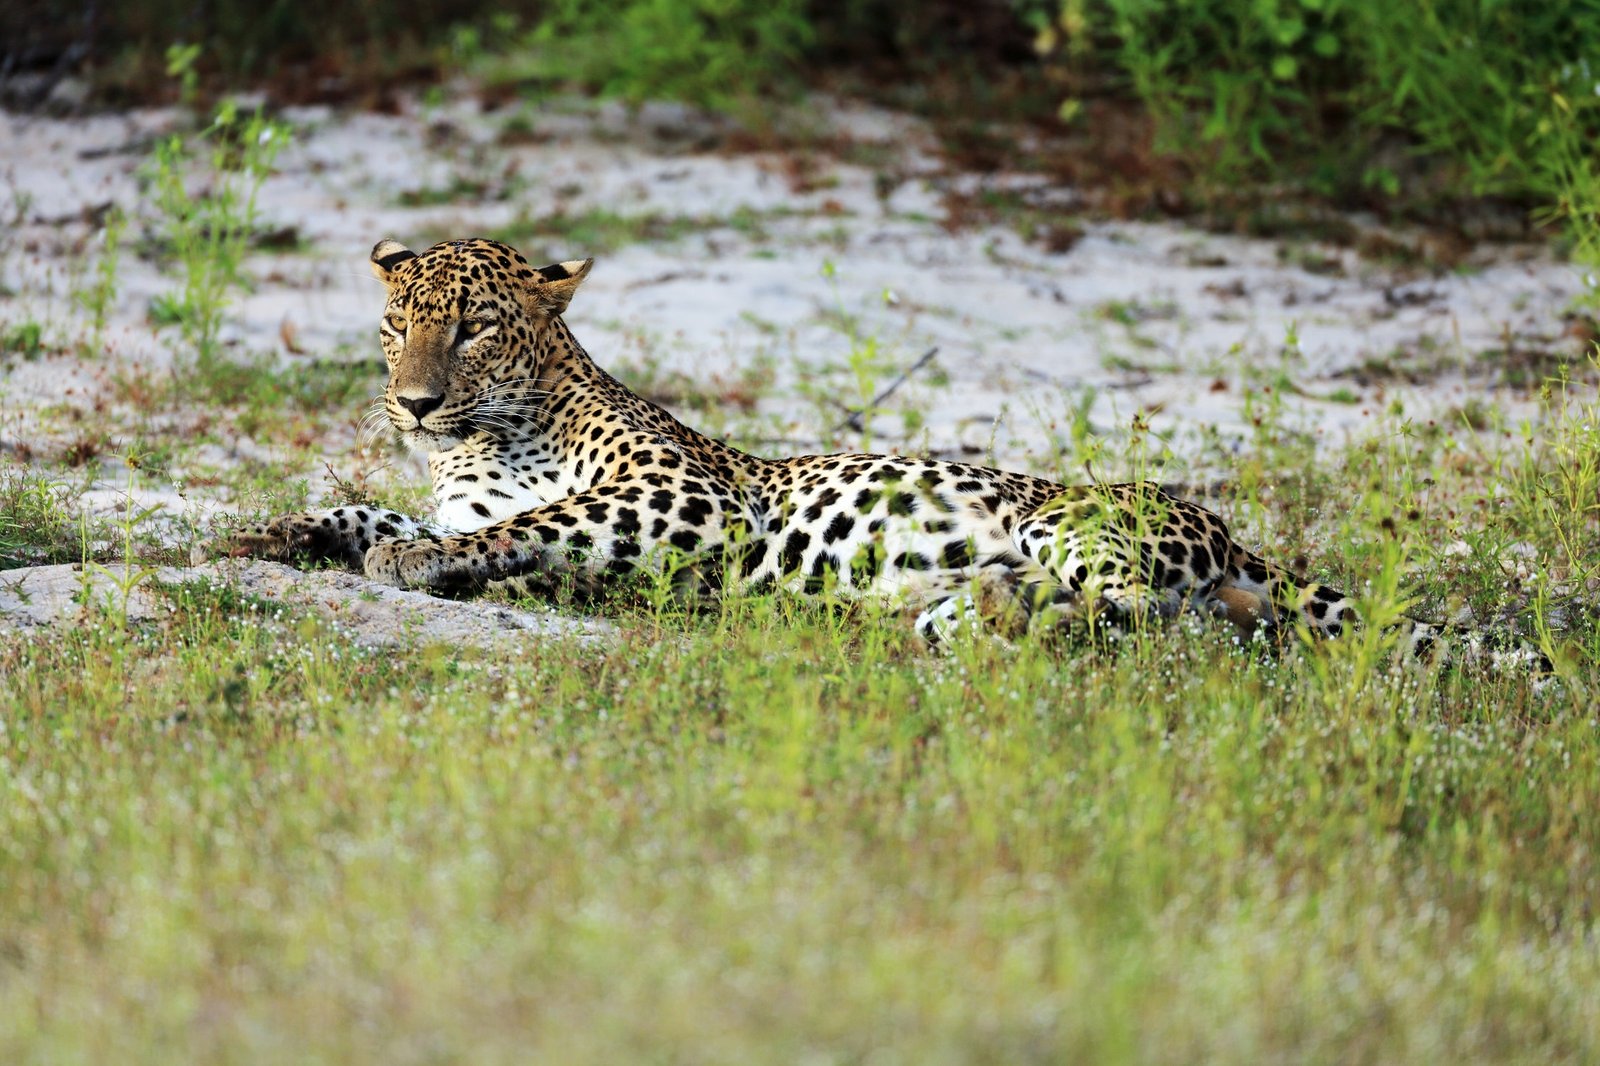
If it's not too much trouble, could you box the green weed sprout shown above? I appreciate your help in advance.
[816,259,904,452]
[147,100,289,370]
[75,206,127,348]
[83,455,165,633]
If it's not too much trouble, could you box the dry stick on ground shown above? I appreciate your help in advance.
[831,346,940,436]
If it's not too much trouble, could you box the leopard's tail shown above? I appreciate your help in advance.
[1211,547,1549,671]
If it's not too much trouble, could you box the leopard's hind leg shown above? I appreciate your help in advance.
[1007,483,1214,634]
[911,568,1071,646]
[911,486,1193,647]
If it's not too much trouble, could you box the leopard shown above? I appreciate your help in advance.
[222,236,1448,655]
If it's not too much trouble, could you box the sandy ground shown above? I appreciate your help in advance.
[0,89,1590,638]
[0,559,606,647]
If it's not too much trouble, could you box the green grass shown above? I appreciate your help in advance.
[4,18,1598,1053]
[0,467,91,569]
[3,353,1599,1061]
[1,566,1596,1062]
[1,321,46,361]
[203,357,383,427]
[479,208,711,259]
[110,352,382,424]
[467,205,823,262]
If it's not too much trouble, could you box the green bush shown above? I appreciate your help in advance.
[465,0,813,110]
[1026,0,1600,287]
[23,1,1600,275]
[74,0,493,81]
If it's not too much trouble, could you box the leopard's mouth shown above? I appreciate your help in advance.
[385,399,471,453]
[385,394,504,453]
[397,423,466,454]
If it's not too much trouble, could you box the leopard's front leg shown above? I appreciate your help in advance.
[217,507,446,569]
[363,479,734,594]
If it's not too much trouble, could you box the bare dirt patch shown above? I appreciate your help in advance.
[0,89,1591,636]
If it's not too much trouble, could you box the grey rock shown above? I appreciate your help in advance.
[0,560,608,649]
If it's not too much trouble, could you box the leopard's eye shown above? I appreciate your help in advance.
[462,320,486,336]
[385,314,408,333]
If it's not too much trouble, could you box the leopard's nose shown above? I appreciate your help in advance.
[396,393,444,422]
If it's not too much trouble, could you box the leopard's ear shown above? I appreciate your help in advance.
[528,258,594,315]
[370,239,418,287]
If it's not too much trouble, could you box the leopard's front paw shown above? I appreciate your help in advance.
[210,513,363,567]
[363,538,474,591]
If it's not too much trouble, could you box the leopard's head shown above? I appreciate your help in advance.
[369,237,593,453]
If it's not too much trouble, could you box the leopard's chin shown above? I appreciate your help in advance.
[400,426,465,455]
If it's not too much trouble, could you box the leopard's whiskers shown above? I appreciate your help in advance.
[470,375,563,439]
[356,398,393,450]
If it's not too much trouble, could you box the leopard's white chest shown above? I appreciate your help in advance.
[427,437,566,533]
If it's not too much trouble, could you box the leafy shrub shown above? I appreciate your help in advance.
[463,0,814,110]
[1028,2,1598,200]
[19,0,1599,281]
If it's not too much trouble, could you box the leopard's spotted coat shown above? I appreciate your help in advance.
[228,237,1416,649]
